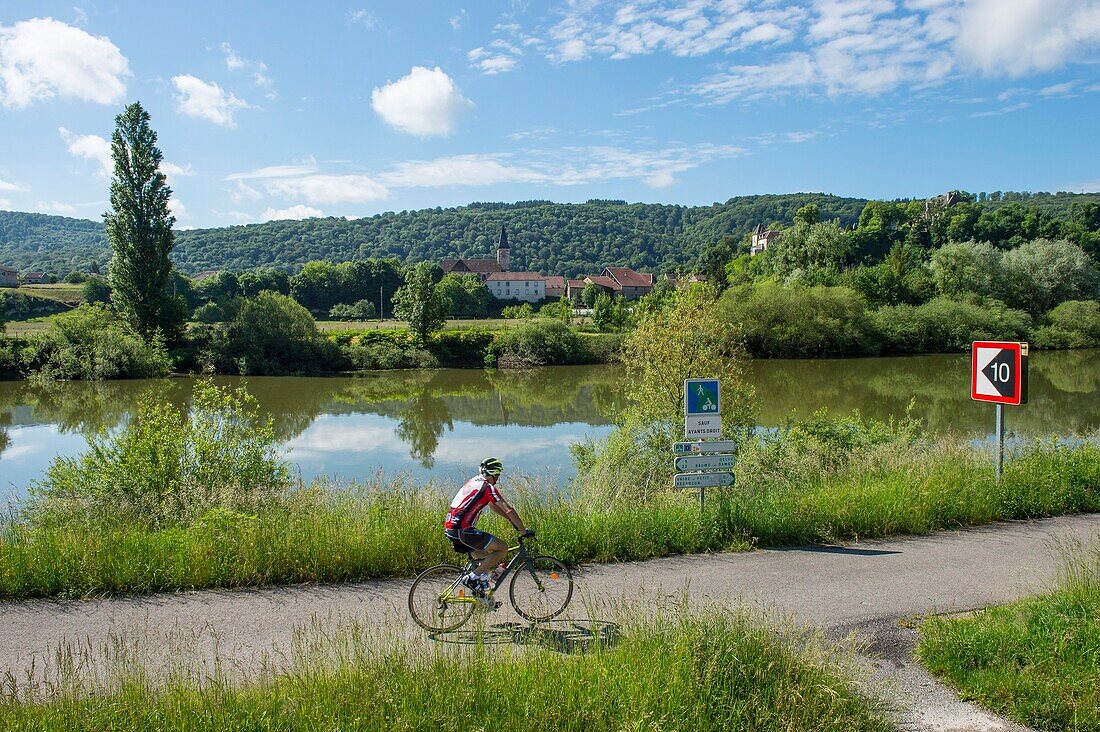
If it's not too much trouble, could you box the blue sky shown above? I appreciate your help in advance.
[0,0,1097,229]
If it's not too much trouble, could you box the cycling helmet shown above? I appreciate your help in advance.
[480,457,504,477]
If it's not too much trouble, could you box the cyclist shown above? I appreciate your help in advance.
[444,457,533,599]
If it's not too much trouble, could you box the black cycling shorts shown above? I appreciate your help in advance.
[445,528,494,553]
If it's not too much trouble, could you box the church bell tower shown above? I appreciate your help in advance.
[496,224,510,272]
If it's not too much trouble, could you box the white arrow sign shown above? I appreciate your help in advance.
[674,472,735,489]
[674,454,737,471]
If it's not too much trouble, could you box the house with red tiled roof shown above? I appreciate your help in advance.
[602,267,654,298]
[543,275,566,299]
[1,265,18,288]
[20,272,49,284]
[440,225,510,282]
[486,271,545,302]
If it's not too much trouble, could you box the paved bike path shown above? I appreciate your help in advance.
[1,514,1097,728]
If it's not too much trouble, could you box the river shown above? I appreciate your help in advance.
[1,350,1097,502]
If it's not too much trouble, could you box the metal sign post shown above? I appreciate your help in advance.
[676,379,735,509]
[971,341,1028,482]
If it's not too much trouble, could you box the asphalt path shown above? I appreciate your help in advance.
[1,513,1097,730]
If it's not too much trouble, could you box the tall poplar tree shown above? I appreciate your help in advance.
[105,102,185,341]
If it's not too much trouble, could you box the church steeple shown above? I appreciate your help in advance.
[496,224,510,271]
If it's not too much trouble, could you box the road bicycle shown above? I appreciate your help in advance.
[408,535,573,633]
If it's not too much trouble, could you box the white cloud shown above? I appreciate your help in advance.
[468,40,522,74]
[969,101,1031,118]
[476,54,519,74]
[347,10,378,28]
[35,200,76,215]
[160,162,195,186]
[169,198,189,221]
[58,126,112,177]
[741,23,794,45]
[224,210,254,223]
[221,42,274,96]
[264,174,390,204]
[0,17,129,108]
[0,198,12,208]
[0,177,26,192]
[450,10,467,30]
[957,0,1100,77]
[171,74,250,127]
[261,205,324,221]
[371,66,473,137]
[227,160,318,181]
[1039,80,1080,96]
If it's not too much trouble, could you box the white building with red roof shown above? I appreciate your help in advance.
[486,272,545,302]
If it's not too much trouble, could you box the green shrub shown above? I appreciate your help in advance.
[578,332,625,363]
[430,328,494,364]
[1033,300,1100,349]
[191,301,223,324]
[81,275,111,304]
[501,302,535,319]
[20,304,172,381]
[344,341,438,370]
[0,337,22,379]
[219,292,338,375]
[871,297,1031,354]
[328,299,377,321]
[0,291,68,320]
[486,320,587,367]
[26,380,291,530]
[720,282,879,357]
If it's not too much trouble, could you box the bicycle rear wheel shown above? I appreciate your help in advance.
[509,555,573,622]
[408,564,476,632]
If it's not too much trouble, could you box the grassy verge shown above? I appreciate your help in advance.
[2,435,1097,600]
[917,539,1100,732]
[0,606,890,731]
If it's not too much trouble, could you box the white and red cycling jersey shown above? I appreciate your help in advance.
[444,475,503,531]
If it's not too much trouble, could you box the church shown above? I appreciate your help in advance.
[440,225,511,282]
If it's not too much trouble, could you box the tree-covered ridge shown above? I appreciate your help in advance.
[2,192,1098,277]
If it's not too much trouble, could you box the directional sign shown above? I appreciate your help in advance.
[673,440,739,456]
[685,379,720,416]
[674,472,735,489]
[972,341,1028,405]
[674,454,737,471]
[685,415,722,438]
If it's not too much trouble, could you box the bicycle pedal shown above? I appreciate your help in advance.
[492,600,502,610]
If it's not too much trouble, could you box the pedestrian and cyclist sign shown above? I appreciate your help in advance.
[971,341,1028,405]
[684,378,721,438]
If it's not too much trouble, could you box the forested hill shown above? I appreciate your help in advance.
[1,191,1096,276]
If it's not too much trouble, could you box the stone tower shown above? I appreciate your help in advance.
[496,224,510,272]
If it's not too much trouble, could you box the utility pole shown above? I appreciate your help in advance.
[379,285,384,321]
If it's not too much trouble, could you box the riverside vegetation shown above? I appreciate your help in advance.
[1,292,1097,601]
[918,538,1100,732]
[0,604,891,732]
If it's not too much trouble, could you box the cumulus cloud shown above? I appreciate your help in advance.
[0,198,12,209]
[35,200,76,215]
[261,205,324,221]
[371,66,473,137]
[468,47,520,74]
[264,174,390,204]
[347,9,378,28]
[222,42,274,97]
[172,74,249,127]
[0,177,26,192]
[957,0,1100,76]
[58,127,112,177]
[0,17,129,108]
[160,161,195,185]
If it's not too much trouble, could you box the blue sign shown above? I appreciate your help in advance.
[685,379,720,416]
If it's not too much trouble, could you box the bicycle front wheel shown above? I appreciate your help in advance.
[509,555,573,622]
[408,564,476,632]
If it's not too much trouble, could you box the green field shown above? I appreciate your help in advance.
[4,316,54,336]
[918,539,1100,731]
[14,284,83,306]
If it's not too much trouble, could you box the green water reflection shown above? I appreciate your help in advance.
[0,350,1097,492]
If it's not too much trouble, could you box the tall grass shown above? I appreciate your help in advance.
[917,538,1100,731]
[1,429,1097,600]
[0,604,891,732]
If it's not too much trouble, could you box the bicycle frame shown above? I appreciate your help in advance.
[444,537,545,604]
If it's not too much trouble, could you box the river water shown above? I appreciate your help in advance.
[1,350,1097,502]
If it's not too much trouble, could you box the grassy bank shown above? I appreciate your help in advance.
[2,432,1097,600]
[0,606,890,732]
[917,539,1100,732]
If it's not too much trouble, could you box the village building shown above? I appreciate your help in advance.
[486,272,545,302]
[566,266,655,301]
[750,224,780,256]
[543,275,566,299]
[20,272,49,284]
[440,225,510,282]
[0,265,19,288]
